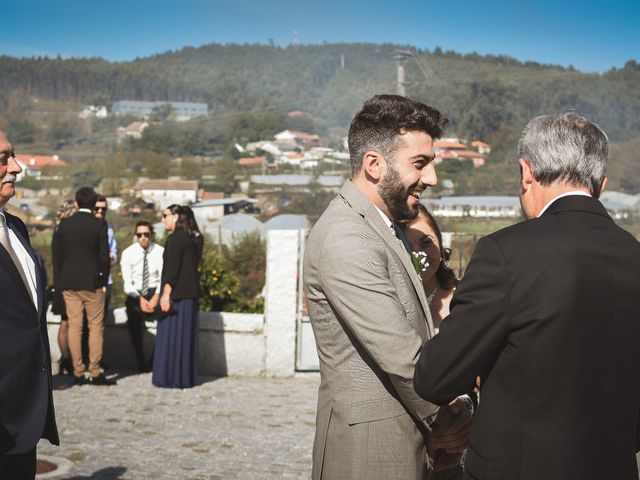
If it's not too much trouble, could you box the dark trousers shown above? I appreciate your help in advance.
[0,447,36,479]
[125,295,149,372]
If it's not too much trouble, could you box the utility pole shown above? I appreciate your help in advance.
[392,50,413,96]
[292,31,299,45]
[340,54,345,70]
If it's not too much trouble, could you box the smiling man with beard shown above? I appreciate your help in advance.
[303,95,471,480]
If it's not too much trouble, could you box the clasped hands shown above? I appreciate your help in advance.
[139,295,159,314]
[426,397,473,472]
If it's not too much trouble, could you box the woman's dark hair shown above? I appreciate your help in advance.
[414,204,458,290]
[166,204,201,238]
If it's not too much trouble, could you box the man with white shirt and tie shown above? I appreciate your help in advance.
[120,221,164,372]
[0,130,58,479]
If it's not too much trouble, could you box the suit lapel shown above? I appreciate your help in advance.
[339,181,434,337]
[4,216,40,313]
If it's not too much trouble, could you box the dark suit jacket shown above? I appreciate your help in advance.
[414,195,640,480]
[0,211,59,454]
[161,230,202,300]
[52,210,110,291]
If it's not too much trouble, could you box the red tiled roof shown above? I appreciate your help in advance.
[471,140,490,148]
[455,150,486,159]
[285,153,304,159]
[200,191,224,200]
[238,156,266,166]
[287,111,308,117]
[15,154,66,169]
[434,141,466,149]
[289,131,320,140]
[436,150,458,159]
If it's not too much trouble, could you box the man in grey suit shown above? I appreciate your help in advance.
[304,95,471,480]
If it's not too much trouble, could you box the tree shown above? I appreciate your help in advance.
[211,155,238,194]
[47,117,74,148]
[141,151,171,178]
[7,118,37,144]
[72,166,102,190]
[149,103,174,122]
[179,157,203,180]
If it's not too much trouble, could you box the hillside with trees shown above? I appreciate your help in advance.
[1,42,639,193]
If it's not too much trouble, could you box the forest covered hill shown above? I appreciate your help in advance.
[1,42,639,192]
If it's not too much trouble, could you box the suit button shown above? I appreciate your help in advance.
[40,365,45,372]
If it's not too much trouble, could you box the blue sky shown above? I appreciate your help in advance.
[1,0,638,72]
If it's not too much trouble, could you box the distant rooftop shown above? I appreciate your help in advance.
[426,196,520,208]
[134,179,198,191]
[250,175,343,187]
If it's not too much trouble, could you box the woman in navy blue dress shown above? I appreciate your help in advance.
[152,204,203,388]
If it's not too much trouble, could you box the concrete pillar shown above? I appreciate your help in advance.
[264,230,299,377]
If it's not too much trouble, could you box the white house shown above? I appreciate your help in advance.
[117,121,148,142]
[132,179,198,208]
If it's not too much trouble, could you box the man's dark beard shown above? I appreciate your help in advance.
[378,164,419,222]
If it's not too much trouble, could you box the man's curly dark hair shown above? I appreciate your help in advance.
[348,94,448,176]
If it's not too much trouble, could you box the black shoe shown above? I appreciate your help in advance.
[89,373,116,386]
[59,358,74,376]
[74,375,87,386]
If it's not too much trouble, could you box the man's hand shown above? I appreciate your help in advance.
[139,297,154,313]
[427,397,473,471]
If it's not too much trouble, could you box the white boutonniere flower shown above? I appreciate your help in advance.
[411,250,429,274]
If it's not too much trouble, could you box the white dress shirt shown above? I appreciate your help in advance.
[0,209,38,310]
[120,242,164,297]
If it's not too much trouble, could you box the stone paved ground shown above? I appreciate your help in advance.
[38,372,640,479]
[38,372,319,479]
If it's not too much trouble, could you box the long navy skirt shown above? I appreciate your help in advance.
[152,298,199,388]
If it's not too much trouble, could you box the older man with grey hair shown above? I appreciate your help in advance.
[413,112,640,480]
[0,130,58,478]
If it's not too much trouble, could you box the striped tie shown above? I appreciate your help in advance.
[0,214,31,293]
[141,250,149,295]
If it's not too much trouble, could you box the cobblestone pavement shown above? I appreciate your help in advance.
[38,372,320,479]
[37,372,640,479]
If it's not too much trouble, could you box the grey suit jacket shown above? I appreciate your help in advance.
[304,180,439,480]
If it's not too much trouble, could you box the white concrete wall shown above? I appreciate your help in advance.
[47,309,265,377]
[264,230,299,377]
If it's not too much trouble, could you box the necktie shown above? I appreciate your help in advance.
[141,250,149,295]
[0,214,31,293]
[391,222,414,256]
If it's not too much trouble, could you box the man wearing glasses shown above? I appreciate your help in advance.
[120,221,164,372]
[52,187,113,385]
[0,130,58,478]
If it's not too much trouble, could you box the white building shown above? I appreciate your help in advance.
[425,196,522,218]
[133,179,199,208]
[112,101,208,121]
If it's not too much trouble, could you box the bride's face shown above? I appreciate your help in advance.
[404,214,441,281]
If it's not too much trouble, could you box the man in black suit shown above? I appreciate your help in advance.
[52,187,113,385]
[413,113,640,479]
[0,130,58,479]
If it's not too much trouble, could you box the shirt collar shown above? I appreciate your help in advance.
[537,191,592,218]
[78,208,92,214]
[374,205,393,229]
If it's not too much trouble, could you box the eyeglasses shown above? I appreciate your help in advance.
[94,207,107,213]
[136,232,151,238]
